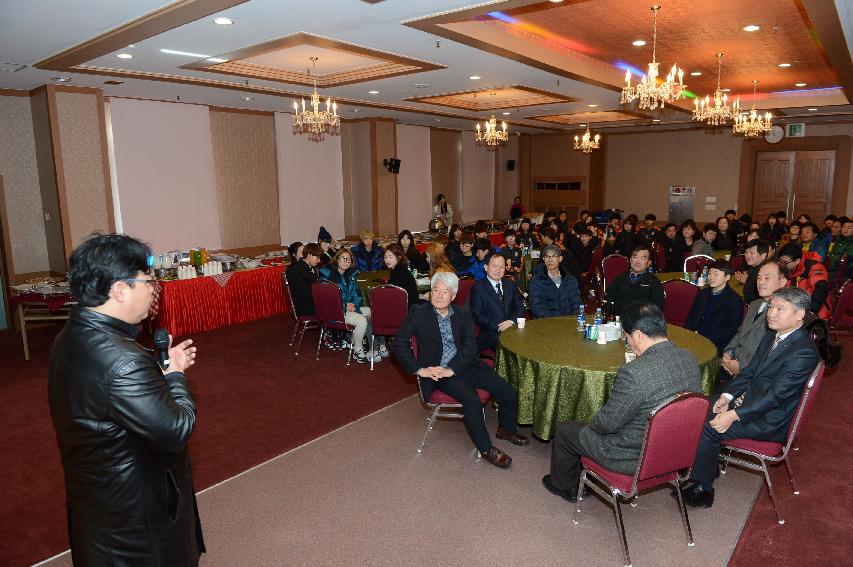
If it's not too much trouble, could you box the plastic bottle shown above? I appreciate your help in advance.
[577,305,586,332]
[615,315,623,339]
[594,307,604,326]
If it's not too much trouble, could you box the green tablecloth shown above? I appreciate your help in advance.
[495,317,718,441]
[656,272,744,297]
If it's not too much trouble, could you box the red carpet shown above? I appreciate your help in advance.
[729,336,853,566]
[0,315,417,566]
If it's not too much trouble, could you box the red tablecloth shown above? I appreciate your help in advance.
[416,242,429,253]
[155,266,287,337]
[10,292,75,312]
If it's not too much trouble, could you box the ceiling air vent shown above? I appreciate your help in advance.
[0,62,28,72]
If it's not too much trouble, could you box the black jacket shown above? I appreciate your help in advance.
[388,263,420,307]
[614,230,640,258]
[49,307,204,566]
[685,285,745,356]
[742,264,760,304]
[287,259,318,316]
[528,263,582,319]
[469,277,526,351]
[605,272,665,318]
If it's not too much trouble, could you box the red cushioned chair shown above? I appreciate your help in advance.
[410,337,491,453]
[830,255,848,292]
[573,392,710,567]
[453,277,476,307]
[368,284,409,371]
[683,254,715,274]
[582,245,606,300]
[728,254,747,272]
[600,254,629,297]
[311,281,356,364]
[719,361,826,524]
[661,279,700,328]
[829,280,853,338]
[282,271,321,355]
[651,240,667,273]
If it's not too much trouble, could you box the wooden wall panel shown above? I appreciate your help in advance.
[341,121,373,235]
[372,119,397,234]
[429,128,462,224]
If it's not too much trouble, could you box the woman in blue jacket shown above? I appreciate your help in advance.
[528,245,582,318]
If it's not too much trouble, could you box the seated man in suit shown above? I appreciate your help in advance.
[469,253,526,352]
[732,239,769,304]
[543,303,702,502]
[679,287,820,508]
[287,243,322,316]
[605,243,665,318]
[392,271,528,468]
[720,259,788,379]
[685,259,745,357]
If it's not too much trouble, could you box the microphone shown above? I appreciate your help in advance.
[153,328,170,369]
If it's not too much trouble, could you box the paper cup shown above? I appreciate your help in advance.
[624,351,637,363]
[516,317,526,329]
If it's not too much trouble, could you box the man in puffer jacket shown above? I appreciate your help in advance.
[528,244,582,319]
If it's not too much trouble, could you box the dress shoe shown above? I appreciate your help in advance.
[495,427,529,446]
[673,482,715,508]
[542,474,591,503]
[482,446,512,468]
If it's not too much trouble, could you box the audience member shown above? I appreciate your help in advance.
[799,222,828,263]
[463,238,492,280]
[733,239,770,304]
[451,233,476,273]
[351,229,385,272]
[573,210,592,234]
[692,223,717,257]
[827,217,852,278]
[446,223,463,261]
[470,253,526,351]
[516,217,538,249]
[425,242,455,276]
[474,220,490,241]
[288,243,322,316]
[528,245,581,319]
[543,303,701,502]
[828,217,843,243]
[605,243,665,318]
[680,287,820,509]
[660,222,680,271]
[557,210,570,234]
[686,259,744,356]
[288,241,304,263]
[714,216,737,250]
[614,214,640,257]
[777,243,831,319]
[797,213,812,225]
[316,227,338,266]
[434,193,453,227]
[570,228,597,274]
[670,220,698,271]
[509,196,526,219]
[779,222,801,247]
[604,213,622,242]
[384,244,420,307]
[393,272,528,468]
[761,213,785,245]
[721,259,789,379]
[499,229,523,273]
[638,213,659,241]
[397,229,429,273]
[822,214,837,237]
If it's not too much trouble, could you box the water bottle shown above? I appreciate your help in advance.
[594,307,604,326]
[615,315,623,339]
[577,305,586,332]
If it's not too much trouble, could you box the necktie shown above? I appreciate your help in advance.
[495,282,504,303]
[753,302,769,323]
[761,334,783,364]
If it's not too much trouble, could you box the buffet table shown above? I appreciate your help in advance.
[10,292,76,360]
[496,317,718,441]
[154,265,287,337]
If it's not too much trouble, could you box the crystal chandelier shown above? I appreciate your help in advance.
[573,115,600,154]
[692,53,738,126]
[474,114,509,150]
[620,5,685,110]
[292,57,340,141]
[733,80,772,138]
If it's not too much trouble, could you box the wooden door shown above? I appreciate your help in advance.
[792,150,835,221]
[752,151,795,221]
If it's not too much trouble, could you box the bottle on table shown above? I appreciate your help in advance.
[593,307,604,326]
[577,305,586,332]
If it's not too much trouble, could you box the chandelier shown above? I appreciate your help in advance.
[620,5,685,110]
[573,115,600,154]
[292,57,340,141]
[692,53,738,126]
[733,80,772,138]
[474,114,509,150]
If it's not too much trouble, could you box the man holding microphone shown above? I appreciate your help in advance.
[49,234,205,566]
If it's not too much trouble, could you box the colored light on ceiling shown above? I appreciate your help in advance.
[486,11,596,55]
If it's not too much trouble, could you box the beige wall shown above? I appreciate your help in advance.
[395,124,433,232]
[209,110,280,248]
[494,135,520,219]
[0,94,49,275]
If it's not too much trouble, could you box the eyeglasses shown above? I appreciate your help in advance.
[339,257,353,262]
[122,278,161,292]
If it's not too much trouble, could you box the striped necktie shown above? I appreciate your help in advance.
[495,282,504,303]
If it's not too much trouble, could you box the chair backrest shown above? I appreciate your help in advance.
[282,271,299,321]
[453,278,476,306]
[634,393,710,486]
[311,281,345,323]
[684,254,715,273]
[729,254,747,272]
[661,279,699,327]
[829,279,853,329]
[832,255,848,288]
[588,245,606,276]
[651,241,667,272]
[601,254,629,293]
[369,284,409,334]
[784,361,826,447]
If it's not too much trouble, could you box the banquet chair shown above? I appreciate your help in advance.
[728,254,747,272]
[282,271,321,355]
[600,254,629,296]
[661,279,699,327]
[585,246,606,300]
[453,277,476,307]
[683,254,715,274]
[830,255,848,292]
[719,361,826,524]
[311,281,356,364]
[573,392,710,567]
[829,280,853,338]
[368,284,409,371]
[651,241,667,272]
[410,337,491,453]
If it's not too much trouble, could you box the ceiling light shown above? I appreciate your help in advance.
[207,58,228,63]
[116,53,133,59]
[549,0,564,3]
[579,123,586,127]
[690,71,702,76]
[632,39,646,47]
[587,104,598,108]
[161,49,211,58]
[808,108,819,111]
[413,83,430,88]
[795,82,807,87]
[213,17,233,25]
[469,75,481,80]
[434,118,441,122]
[652,119,661,122]
[51,77,71,82]
[502,112,511,115]
[720,88,731,92]
[778,63,791,68]
[368,90,380,94]
[242,96,255,101]
[742,24,760,32]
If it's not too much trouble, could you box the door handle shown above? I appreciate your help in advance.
[791,193,796,218]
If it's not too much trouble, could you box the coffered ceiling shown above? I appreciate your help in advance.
[1,0,852,134]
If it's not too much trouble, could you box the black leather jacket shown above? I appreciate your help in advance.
[49,307,204,566]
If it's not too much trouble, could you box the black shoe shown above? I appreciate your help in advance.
[674,482,715,508]
[542,474,591,503]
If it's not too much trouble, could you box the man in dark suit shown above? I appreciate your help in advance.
[393,271,528,468]
[680,287,820,508]
[605,243,665,318]
[685,259,744,357]
[286,243,322,316]
[469,253,526,352]
[543,303,702,502]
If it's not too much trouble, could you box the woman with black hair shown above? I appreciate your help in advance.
[434,193,453,228]
[760,213,785,246]
[713,216,737,250]
[397,229,429,274]
[613,214,640,257]
[668,220,698,271]
[384,244,420,307]
[516,217,538,249]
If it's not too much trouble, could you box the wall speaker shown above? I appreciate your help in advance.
[506,160,516,171]
[383,158,401,173]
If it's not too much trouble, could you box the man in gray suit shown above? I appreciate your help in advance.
[543,302,703,501]
[720,260,788,378]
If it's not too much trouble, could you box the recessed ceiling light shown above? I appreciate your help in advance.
[434,118,441,122]
[242,96,255,101]
[353,109,360,113]
[128,44,135,48]
[795,82,807,87]
[368,90,380,94]
[51,76,71,82]
[413,83,430,88]
[742,24,760,32]
[213,17,233,25]
[652,119,661,122]
[549,0,564,3]
[502,112,511,115]
[808,108,819,111]
[207,58,228,63]
[579,123,586,127]
[469,75,481,80]
[632,39,646,47]
[690,71,702,76]
[161,49,211,58]
[116,53,133,59]
[778,63,791,68]
[587,104,598,108]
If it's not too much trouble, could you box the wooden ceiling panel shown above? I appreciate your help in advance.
[530,110,644,125]
[404,85,577,111]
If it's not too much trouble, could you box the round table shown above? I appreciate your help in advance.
[495,317,718,441]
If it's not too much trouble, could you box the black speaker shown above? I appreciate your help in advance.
[506,160,515,171]
[383,158,401,173]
